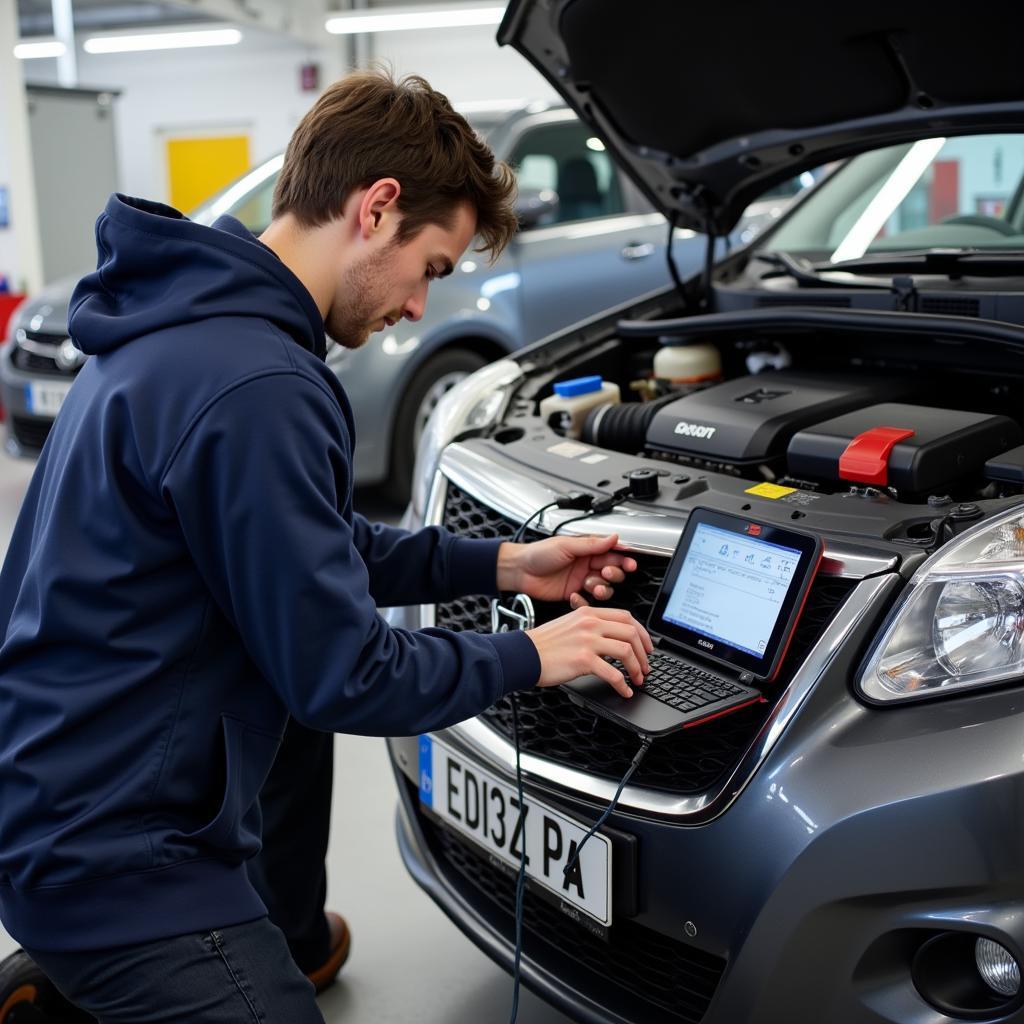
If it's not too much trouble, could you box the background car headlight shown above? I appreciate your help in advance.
[409,358,522,522]
[859,503,1024,703]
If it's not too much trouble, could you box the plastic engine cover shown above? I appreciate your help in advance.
[788,403,1024,493]
[645,372,902,465]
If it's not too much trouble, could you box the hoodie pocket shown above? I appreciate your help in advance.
[184,715,282,853]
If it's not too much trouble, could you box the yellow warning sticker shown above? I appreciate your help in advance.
[745,483,797,499]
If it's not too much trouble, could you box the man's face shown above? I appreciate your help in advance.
[325,201,477,349]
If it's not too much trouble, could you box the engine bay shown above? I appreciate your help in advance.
[471,309,1024,558]
[591,370,1022,501]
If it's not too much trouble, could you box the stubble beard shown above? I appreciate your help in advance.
[324,243,396,350]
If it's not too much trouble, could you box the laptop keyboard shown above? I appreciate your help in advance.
[616,651,752,712]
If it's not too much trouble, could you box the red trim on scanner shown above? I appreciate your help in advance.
[765,549,824,683]
[683,694,765,729]
[838,426,915,485]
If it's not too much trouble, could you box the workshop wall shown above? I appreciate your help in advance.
[21,23,555,216]
[373,24,559,108]
[23,29,339,210]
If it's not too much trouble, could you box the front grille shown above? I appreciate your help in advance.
[421,806,725,1023]
[11,415,53,452]
[11,332,81,378]
[11,348,63,375]
[438,484,855,794]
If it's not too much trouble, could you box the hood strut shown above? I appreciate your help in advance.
[667,199,717,314]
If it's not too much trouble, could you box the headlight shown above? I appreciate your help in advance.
[859,503,1024,703]
[410,358,523,521]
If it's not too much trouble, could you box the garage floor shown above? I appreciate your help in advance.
[0,454,573,1024]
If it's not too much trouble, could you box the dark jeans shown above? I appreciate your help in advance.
[24,918,324,1023]
[247,719,335,974]
[23,719,337,1019]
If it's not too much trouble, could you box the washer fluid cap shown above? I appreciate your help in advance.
[553,375,604,398]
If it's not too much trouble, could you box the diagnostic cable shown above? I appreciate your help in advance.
[506,487,653,1023]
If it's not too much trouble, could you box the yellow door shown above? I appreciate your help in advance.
[165,134,250,213]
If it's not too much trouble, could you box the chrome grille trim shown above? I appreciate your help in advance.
[422,453,900,820]
[438,442,899,578]
[434,576,895,820]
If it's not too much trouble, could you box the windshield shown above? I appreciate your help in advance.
[767,134,1024,261]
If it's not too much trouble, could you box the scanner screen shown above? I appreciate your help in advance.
[661,522,803,660]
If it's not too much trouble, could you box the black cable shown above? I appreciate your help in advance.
[550,486,631,537]
[511,493,597,546]
[551,509,597,535]
[562,735,653,882]
[508,694,527,1024]
[700,223,716,313]
[928,511,955,554]
[505,492,592,1022]
[505,489,637,1023]
[666,211,688,309]
[511,500,559,545]
[505,712,655,1024]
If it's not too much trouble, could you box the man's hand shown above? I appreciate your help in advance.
[526,606,653,696]
[496,533,638,607]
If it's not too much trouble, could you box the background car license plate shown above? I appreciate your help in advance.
[26,381,71,416]
[419,734,612,927]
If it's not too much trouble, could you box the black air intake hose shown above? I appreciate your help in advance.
[582,392,680,453]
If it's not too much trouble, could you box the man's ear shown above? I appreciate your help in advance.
[358,178,402,239]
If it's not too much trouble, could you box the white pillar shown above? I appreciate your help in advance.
[0,0,44,293]
[51,0,77,88]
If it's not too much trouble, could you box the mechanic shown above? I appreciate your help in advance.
[0,69,652,1022]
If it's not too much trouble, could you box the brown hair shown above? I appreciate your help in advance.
[273,68,518,261]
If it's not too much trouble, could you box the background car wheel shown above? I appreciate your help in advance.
[385,347,487,506]
[0,951,93,1022]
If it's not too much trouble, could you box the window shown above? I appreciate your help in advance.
[770,134,1024,258]
[508,121,625,226]
[190,159,280,234]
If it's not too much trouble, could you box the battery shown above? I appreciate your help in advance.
[787,403,1023,494]
[985,444,1024,484]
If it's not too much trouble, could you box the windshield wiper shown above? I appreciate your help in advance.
[756,251,893,290]
[818,250,1024,278]
[756,250,920,310]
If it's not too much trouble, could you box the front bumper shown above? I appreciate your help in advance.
[389,589,1024,1024]
[0,343,62,457]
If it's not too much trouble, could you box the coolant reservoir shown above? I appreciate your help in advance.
[539,375,621,438]
[653,339,722,383]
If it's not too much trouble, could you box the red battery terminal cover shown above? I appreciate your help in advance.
[838,426,916,486]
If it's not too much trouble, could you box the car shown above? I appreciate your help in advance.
[386,5,1024,1024]
[3,101,787,504]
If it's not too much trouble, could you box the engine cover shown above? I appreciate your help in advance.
[788,403,1024,494]
[645,372,903,466]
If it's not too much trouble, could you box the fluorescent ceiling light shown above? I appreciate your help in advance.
[14,39,67,59]
[830,137,946,263]
[83,28,242,54]
[325,5,504,35]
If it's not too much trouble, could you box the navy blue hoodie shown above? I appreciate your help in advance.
[0,195,539,952]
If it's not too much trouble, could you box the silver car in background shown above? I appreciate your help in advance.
[0,103,703,501]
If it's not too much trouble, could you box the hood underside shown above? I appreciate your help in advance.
[499,0,1024,234]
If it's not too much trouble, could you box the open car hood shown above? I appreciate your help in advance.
[499,0,1024,234]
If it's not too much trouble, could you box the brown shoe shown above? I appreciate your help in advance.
[305,912,351,995]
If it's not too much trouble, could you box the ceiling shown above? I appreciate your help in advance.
[18,1,215,35]
[17,0,461,37]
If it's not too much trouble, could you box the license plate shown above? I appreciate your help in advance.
[418,734,612,927]
[26,380,71,416]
